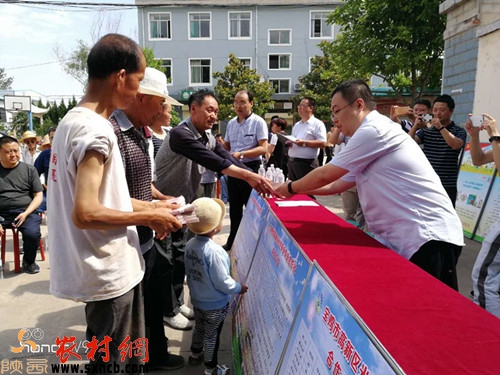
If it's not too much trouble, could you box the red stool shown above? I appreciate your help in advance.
[1,226,45,273]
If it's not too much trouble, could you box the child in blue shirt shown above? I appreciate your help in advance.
[185,197,248,375]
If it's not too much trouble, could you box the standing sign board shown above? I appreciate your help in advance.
[456,142,496,238]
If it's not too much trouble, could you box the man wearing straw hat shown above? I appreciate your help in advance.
[20,130,41,165]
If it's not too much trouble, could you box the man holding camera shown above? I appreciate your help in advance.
[408,94,466,206]
[390,99,432,133]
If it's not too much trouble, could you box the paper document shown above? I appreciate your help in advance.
[274,200,319,207]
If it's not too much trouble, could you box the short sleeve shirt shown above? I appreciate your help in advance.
[288,115,327,159]
[331,110,464,259]
[224,113,268,162]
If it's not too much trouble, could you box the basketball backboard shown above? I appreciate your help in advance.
[4,95,31,112]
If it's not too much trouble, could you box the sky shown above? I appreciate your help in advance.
[0,0,139,103]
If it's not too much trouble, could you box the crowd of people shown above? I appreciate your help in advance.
[1,32,499,375]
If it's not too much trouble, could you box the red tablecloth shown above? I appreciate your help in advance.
[269,195,500,375]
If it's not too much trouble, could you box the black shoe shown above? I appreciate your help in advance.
[222,243,232,251]
[22,261,40,274]
[188,352,204,365]
[149,354,185,371]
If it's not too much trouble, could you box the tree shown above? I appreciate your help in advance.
[54,39,90,90]
[294,43,354,122]
[0,67,14,90]
[143,47,165,73]
[12,111,29,135]
[213,54,275,122]
[327,0,445,103]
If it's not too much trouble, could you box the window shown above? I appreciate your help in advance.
[156,58,172,84]
[237,58,251,69]
[189,13,211,39]
[270,79,290,94]
[190,59,211,85]
[310,11,333,38]
[229,12,251,38]
[269,54,291,70]
[149,13,171,39]
[269,29,291,45]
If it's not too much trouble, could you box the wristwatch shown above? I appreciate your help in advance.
[489,136,500,143]
[438,126,446,132]
[239,152,245,160]
[302,141,307,147]
[287,181,296,194]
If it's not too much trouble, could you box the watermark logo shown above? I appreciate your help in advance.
[10,328,89,355]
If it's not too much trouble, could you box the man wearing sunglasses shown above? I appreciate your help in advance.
[276,79,464,291]
[20,130,41,166]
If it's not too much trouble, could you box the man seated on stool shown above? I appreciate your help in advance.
[0,136,43,274]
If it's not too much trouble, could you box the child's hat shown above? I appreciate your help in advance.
[187,197,226,235]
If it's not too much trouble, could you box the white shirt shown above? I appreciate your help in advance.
[48,107,144,302]
[332,110,464,259]
[21,147,41,166]
[289,115,327,159]
[224,113,268,162]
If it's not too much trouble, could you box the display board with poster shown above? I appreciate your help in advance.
[474,174,500,241]
[230,190,269,284]
[277,263,403,375]
[232,210,312,375]
[456,143,496,238]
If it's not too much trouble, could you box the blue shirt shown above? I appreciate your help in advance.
[184,235,241,310]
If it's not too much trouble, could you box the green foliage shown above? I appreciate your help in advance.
[57,40,90,90]
[35,118,56,137]
[0,67,14,90]
[327,0,445,102]
[12,112,29,135]
[170,108,182,127]
[143,47,165,73]
[294,43,356,122]
[68,96,78,111]
[213,54,275,122]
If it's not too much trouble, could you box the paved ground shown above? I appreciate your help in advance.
[0,195,481,374]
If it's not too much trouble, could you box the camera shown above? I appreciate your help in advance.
[421,114,433,122]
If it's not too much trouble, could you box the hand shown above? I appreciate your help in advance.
[239,284,248,294]
[13,213,27,228]
[414,115,429,129]
[153,200,181,210]
[0,224,4,237]
[245,173,282,198]
[482,113,499,137]
[274,182,293,199]
[293,139,304,147]
[430,117,442,129]
[147,208,182,240]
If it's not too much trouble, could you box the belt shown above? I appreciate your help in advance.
[288,157,315,162]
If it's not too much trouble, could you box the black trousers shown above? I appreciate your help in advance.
[143,243,175,366]
[287,157,319,181]
[410,240,462,291]
[226,160,260,247]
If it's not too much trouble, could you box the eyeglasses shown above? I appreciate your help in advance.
[331,99,357,119]
[25,139,37,144]
[297,103,311,108]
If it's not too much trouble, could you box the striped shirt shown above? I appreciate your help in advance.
[416,121,466,188]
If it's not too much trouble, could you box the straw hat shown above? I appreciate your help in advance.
[187,198,226,235]
[21,130,41,143]
[38,135,51,151]
[139,67,182,106]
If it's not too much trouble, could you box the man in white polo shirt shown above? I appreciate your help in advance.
[276,80,464,290]
[287,97,327,180]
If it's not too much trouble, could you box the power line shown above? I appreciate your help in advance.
[6,59,72,71]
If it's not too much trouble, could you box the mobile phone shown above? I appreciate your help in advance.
[421,114,433,122]
[470,115,484,127]
[13,219,21,226]
[394,106,410,116]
